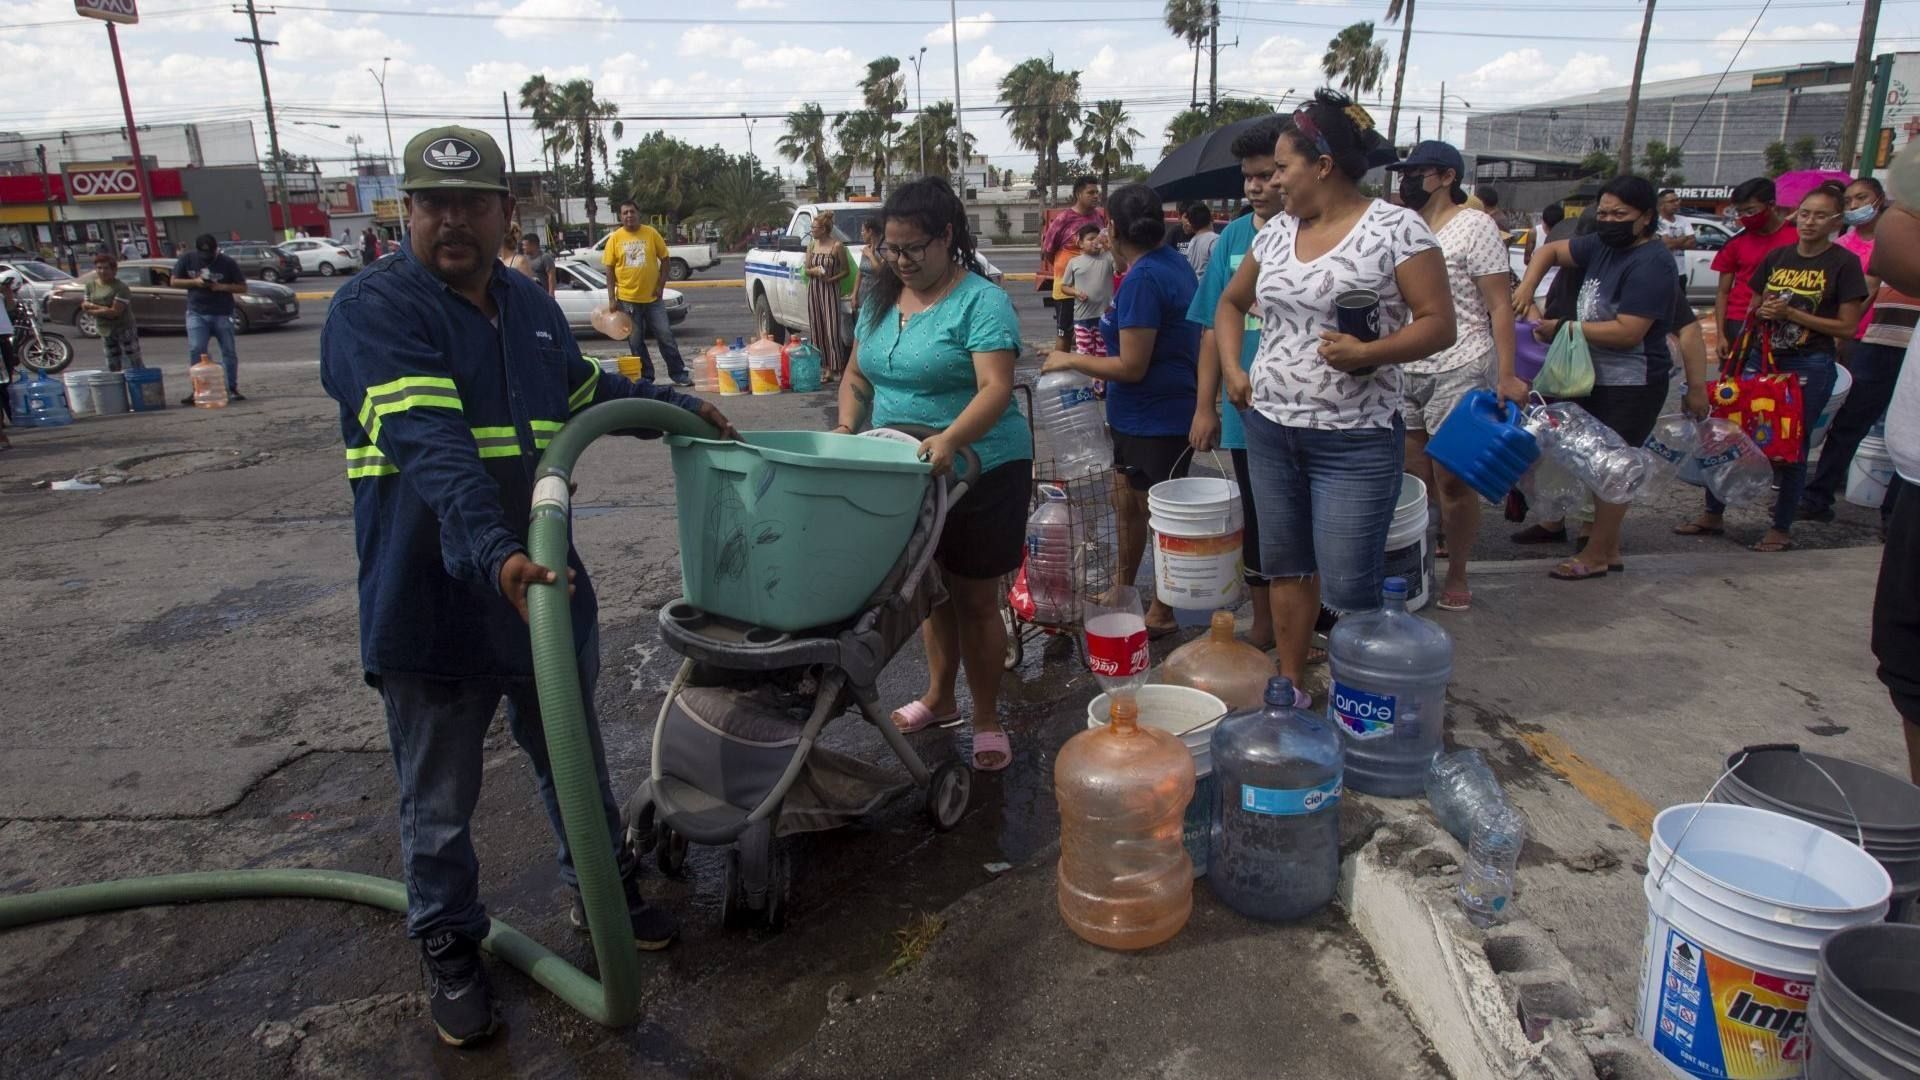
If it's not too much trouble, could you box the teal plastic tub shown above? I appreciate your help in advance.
[664,431,932,631]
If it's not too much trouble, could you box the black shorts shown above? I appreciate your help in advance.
[936,459,1034,580]
[1581,382,1668,448]
[1874,478,1920,727]
[1111,430,1192,491]
[1055,295,1076,340]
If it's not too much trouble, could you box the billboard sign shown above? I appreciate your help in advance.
[66,163,143,201]
[74,0,138,24]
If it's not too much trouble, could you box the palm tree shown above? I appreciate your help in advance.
[857,57,907,197]
[777,103,836,197]
[693,168,791,248]
[623,133,699,225]
[1076,100,1142,197]
[548,78,623,242]
[1322,22,1388,99]
[518,74,566,232]
[1161,97,1273,153]
[901,101,976,185]
[1383,0,1416,146]
[834,109,892,197]
[998,55,1083,206]
[1163,0,1211,109]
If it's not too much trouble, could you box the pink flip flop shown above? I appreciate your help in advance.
[891,701,961,734]
[1436,589,1472,612]
[971,729,1013,772]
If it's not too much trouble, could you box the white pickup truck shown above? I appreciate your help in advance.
[563,233,722,282]
[744,202,1003,342]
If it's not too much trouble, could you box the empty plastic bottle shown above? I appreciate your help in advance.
[1690,417,1774,507]
[190,353,228,409]
[1458,802,1528,928]
[1327,577,1454,797]
[1209,676,1344,921]
[1034,369,1112,480]
[1426,749,1508,846]
[1055,693,1196,949]
[1519,455,1586,522]
[1643,414,1700,480]
[1159,610,1276,710]
[1529,402,1653,503]
[1024,485,1077,624]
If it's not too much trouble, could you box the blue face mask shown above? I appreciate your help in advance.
[1844,204,1880,227]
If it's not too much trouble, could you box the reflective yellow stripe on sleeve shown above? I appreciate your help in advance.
[568,355,600,414]
[470,424,519,459]
[344,443,397,479]
[357,375,462,444]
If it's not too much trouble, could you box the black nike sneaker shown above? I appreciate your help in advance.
[419,932,496,1047]
[569,878,681,951]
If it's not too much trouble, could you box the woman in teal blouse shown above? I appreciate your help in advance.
[833,178,1031,772]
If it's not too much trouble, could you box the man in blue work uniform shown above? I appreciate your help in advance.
[320,126,736,1048]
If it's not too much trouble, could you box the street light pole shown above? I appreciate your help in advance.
[911,46,928,178]
[743,113,757,179]
[367,58,395,175]
[949,0,966,195]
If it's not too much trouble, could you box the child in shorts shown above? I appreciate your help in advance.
[1060,224,1115,357]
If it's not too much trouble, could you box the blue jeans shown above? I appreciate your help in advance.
[1243,409,1406,613]
[1804,340,1905,522]
[379,627,635,941]
[619,299,686,383]
[185,311,239,392]
[1705,351,1838,532]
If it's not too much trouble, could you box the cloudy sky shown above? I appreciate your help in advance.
[3,0,1915,178]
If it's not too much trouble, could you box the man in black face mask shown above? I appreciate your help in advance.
[170,232,248,403]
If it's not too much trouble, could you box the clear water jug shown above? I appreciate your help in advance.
[1425,389,1541,503]
[14,372,73,427]
[1033,369,1111,480]
[1686,417,1773,507]
[1327,577,1453,797]
[1159,610,1275,710]
[1458,802,1527,927]
[1208,676,1344,921]
[1024,484,1076,624]
[787,338,823,393]
[1529,401,1654,504]
[1056,693,1196,950]
[694,338,723,393]
[190,353,228,408]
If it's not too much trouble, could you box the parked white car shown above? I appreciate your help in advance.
[549,259,688,337]
[563,234,721,282]
[743,202,1004,342]
[0,259,75,313]
[1508,215,1734,307]
[277,237,363,277]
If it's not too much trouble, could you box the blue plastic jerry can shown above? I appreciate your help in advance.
[1425,389,1540,504]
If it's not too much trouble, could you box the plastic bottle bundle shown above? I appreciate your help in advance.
[1033,369,1112,480]
[1527,401,1656,504]
[1024,486,1077,624]
[1425,749,1509,846]
[1687,417,1774,506]
[1640,413,1702,495]
[1158,611,1276,710]
[1517,456,1586,522]
[1458,802,1528,928]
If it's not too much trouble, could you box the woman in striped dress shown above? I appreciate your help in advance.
[805,210,851,380]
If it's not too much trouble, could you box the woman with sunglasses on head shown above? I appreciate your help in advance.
[832,177,1029,773]
[1674,181,1867,552]
[1042,182,1203,638]
[1212,89,1456,694]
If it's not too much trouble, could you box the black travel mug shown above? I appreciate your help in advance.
[1334,288,1381,377]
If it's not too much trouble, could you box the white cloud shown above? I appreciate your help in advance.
[1231,34,1324,101]
[1648,60,1705,81]
[964,44,1013,86]
[678,24,760,61]
[926,12,996,46]
[735,0,785,8]
[1713,21,1846,54]
[1463,48,1619,97]
[482,0,618,40]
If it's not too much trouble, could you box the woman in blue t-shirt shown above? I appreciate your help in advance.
[1042,183,1203,636]
[834,178,1030,772]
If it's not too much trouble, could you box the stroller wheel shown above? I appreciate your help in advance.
[926,760,972,832]
[655,823,690,879]
[1002,605,1023,671]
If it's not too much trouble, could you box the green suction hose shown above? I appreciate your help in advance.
[0,398,721,1029]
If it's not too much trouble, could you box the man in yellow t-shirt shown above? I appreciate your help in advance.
[601,201,689,385]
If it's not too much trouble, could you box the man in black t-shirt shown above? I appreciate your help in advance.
[170,233,249,402]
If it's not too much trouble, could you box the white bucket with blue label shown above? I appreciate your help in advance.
[1637,801,1890,1079]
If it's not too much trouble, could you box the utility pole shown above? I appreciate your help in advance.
[950,0,966,196]
[1438,81,1446,144]
[502,90,517,176]
[1208,1,1220,112]
[911,46,928,178]
[1839,0,1884,172]
[1617,0,1658,175]
[35,145,61,262]
[237,0,291,239]
[367,58,395,175]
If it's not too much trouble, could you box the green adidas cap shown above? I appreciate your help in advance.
[400,125,510,193]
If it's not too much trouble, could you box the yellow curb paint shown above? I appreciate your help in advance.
[673,279,745,289]
[294,292,333,301]
[1515,728,1659,840]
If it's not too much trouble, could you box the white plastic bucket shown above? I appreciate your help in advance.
[62,370,100,417]
[1638,802,1891,1079]
[1148,476,1244,610]
[716,353,749,397]
[86,370,128,415]
[1847,436,1894,509]
[1383,473,1431,613]
[1809,364,1852,458]
[1089,684,1227,878]
[749,349,783,395]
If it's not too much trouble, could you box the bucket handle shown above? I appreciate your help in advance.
[1170,707,1230,740]
[1169,444,1232,483]
[1654,743,1868,892]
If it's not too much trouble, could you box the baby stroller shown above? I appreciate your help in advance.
[623,428,977,930]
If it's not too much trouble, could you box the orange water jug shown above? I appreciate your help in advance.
[694,338,723,393]
[190,353,228,408]
[1055,694,1196,950]
[1158,610,1275,710]
[746,334,783,395]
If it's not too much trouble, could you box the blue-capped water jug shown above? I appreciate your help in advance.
[1425,388,1540,503]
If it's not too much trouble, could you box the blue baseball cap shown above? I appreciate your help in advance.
[1386,140,1465,176]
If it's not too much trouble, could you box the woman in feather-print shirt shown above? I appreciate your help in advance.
[1211,89,1455,696]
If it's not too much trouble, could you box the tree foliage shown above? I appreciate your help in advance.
[999,55,1083,205]
[1076,99,1143,196]
[1640,140,1685,188]
[1162,98,1274,154]
[1322,22,1388,99]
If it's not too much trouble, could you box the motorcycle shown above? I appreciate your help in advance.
[11,301,74,377]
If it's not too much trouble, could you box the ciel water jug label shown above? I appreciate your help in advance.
[1055,385,1098,408]
[1239,775,1342,816]
[1331,681,1397,740]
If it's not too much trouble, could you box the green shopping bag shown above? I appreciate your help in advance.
[1532,320,1595,399]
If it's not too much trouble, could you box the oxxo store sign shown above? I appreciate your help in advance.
[68,164,143,201]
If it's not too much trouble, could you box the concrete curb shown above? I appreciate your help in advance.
[1339,809,1668,1080]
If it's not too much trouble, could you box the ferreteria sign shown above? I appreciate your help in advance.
[1671,187,1734,200]
[74,0,139,23]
